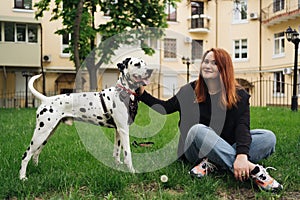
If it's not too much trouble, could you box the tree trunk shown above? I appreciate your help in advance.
[73,0,84,91]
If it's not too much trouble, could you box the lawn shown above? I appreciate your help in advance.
[0,105,299,199]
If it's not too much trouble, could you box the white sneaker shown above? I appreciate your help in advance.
[251,164,283,192]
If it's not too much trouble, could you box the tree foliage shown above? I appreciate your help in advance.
[35,0,180,90]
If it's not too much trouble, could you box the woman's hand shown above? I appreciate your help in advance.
[138,86,145,96]
[233,154,250,181]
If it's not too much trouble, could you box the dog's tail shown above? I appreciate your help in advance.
[28,74,47,101]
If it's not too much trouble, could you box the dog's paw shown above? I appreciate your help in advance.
[20,176,28,181]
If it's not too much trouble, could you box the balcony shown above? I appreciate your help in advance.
[187,14,211,33]
[262,0,300,26]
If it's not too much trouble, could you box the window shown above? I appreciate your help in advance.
[28,25,38,43]
[163,74,177,97]
[16,24,26,42]
[163,38,176,59]
[234,39,248,60]
[4,22,15,42]
[274,72,285,95]
[14,0,32,9]
[4,22,38,43]
[62,33,71,56]
[191,1,204,29]
[166,2,176,21]
[192,40,203,60]
[274,32,285,56]
[273,0,284,12]
[233,0,247,21]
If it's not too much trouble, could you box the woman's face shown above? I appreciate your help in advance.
[201,51,220,80]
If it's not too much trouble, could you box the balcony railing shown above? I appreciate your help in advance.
[262,0,300,26]
[187,14,211,33]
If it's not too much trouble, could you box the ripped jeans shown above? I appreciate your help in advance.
[184,124,276,172]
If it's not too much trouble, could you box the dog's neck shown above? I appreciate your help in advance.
[116,84,138,97]
[116,74,138,97]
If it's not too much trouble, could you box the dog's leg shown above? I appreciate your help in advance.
[20,118,60,180]
[113,129,122,164]
[118,127,135,173]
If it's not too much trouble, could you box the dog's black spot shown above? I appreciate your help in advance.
[107,96,111,101]
[48,118,51,121]
[110,109,113,114]
[118,140,121,147]
[42,140,47,145]
[43,108,47,112]
[98,122,104,126]
[22,152,27,160]
[82,115,87,118]
[83,94,87,97]
[80,108,86,113]
[37,114,39,118]
[60,102,63,105]
[134,62,141,68]
[102,93,106,97]
[124,151,128,157]
[62,113,64,115]
[27,146,30,151]
[49,108,53,113]
[31,141,33,145]
[89,102,93,106]
[39,122,44,128]
[109,88,112,91]
[113,102,116,108]
[97,116,103,120]
[116,153,118,157]
[66,93,71,96]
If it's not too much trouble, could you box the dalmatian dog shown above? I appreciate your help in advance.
[19,57,153,180]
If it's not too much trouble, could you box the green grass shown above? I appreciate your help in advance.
[0,105,299,199]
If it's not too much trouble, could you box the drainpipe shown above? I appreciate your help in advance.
[215,0,218,47]
[40,23,46,95]
[259,0,262,106]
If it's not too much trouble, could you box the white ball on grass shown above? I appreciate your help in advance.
[160,175,168,183]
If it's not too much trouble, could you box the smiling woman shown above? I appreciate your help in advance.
[138,48,283,192]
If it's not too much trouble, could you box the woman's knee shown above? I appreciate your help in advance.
[252,129,276,146]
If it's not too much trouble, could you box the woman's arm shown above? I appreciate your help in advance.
[138,88,180,115]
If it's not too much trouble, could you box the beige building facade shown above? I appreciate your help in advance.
[0,0,299,107]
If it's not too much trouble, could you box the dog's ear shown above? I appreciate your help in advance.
[123,57,131,69]
[117,63,126,72]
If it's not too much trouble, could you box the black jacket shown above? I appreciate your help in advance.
[139,81,251,160]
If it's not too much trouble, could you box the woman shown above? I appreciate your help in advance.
[138,48,282,192]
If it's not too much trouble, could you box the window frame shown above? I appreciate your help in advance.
[273,71,285,96]
[233,0,248,23]
[61,33,71,57]
[273,32,285,57]
[192,40,203,60]
[4,22,38,43]
[233,39,248,61]
[14,0,32,9]
[163,38,177,59]
[166,2,177,22]
[273,0,284,12]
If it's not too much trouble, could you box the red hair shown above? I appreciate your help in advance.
[195,48,240,109]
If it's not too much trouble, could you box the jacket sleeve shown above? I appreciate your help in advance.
[235,91,252,156]
[138,90,180,115]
